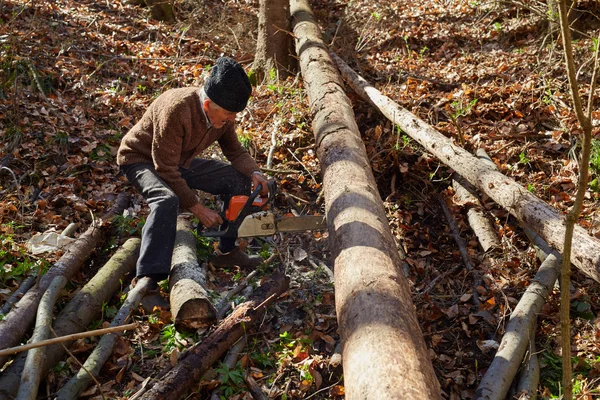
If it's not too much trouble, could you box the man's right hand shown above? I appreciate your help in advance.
[189,203,223,228]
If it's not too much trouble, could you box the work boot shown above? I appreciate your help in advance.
[210,246,263,269]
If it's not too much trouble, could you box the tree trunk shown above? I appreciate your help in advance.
[0,193,129,368]
[139,272,289,400]
[291,2,442,399]
[253,0,294,82]
[0,238,140,398]
[169,216,216,331]
[332,53,600,283]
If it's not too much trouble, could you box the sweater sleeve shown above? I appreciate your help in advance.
[218,124,260,177]
[151,103,199,209]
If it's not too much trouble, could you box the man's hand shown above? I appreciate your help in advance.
[251,171,269,196]
[189,203,223,228]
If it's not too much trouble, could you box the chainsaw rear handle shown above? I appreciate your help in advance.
[197,179,277,238]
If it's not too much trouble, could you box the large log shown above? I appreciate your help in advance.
[332,54,600,283]
[169,216,216,331]
[0,238,140,398]
[139,272,289,400]
[290,2,442,399]
[0,193,130,368]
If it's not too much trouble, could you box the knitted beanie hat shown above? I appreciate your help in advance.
[204,57,252,113]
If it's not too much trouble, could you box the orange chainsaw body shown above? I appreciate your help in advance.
[225,195,269,222]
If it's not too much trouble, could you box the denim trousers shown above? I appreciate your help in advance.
[121,159,251,279]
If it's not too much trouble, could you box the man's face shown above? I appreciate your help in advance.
[204,99,238,129]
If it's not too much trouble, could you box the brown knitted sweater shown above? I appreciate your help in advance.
[117,87,259,209]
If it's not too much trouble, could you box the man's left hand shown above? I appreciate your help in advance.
[251,171,269,196]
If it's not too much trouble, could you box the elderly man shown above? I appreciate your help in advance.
[117,57,269,291]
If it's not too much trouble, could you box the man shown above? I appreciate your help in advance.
[117,57,269,292]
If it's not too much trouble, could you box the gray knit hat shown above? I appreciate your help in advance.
[204,57,252,112]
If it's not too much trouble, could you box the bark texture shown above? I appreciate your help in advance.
[56,276,153,400]
[0,237,140,398]
[253,0,293,81]
[291,3,442,399]
[332,53,600,283]
[169,216,216,331]
[139,272,289,400]
[0,193,129,368]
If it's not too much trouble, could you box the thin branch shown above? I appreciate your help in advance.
[49,326,106,400]
[586,32,600,119]
[0,323,138,358]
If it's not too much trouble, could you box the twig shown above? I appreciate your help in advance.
[1,166,20,190]
[282,191,311,204]
[419,264,461,296]
[438,196,481,307]
[259,167,301,174]
[286,148,318,186]
[49,326,106,400]
[0,323,138,358]
[304,377,343,399]
[25,60,47,100]
[0,275,36,316]
[227,27,243,52]
[266,119,280,169]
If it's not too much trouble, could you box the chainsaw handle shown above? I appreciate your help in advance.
[197,180,276,238]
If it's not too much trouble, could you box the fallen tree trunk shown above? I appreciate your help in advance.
[474,236,560,400]
[453,174,500,252]
[0,237,140,398]
[169,216,216,331]
[139,272,289,400]
[332,53,600,283]
[291,3,442,399]
[56,277,153,400]
[0,193,130,367]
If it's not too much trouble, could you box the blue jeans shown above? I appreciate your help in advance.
[120,159,251,279]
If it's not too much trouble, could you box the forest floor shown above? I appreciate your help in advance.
[1,0,600,399]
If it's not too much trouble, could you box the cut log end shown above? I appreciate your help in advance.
[174,300,217,331]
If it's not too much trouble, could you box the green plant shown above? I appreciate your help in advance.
[493,21,502,33]
[355,11,382,52]
[114,215,145,236]
[527,183,535,193]
[449,98,478,145]
[215,362,245,398]
[3,125,24,152]
[90,143,113,162]
[101,302,118,320]
[518,152,530,165]
[238,132,252,149]
[0,233,45,284]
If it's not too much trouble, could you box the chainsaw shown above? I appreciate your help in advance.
[197,180,327,239]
